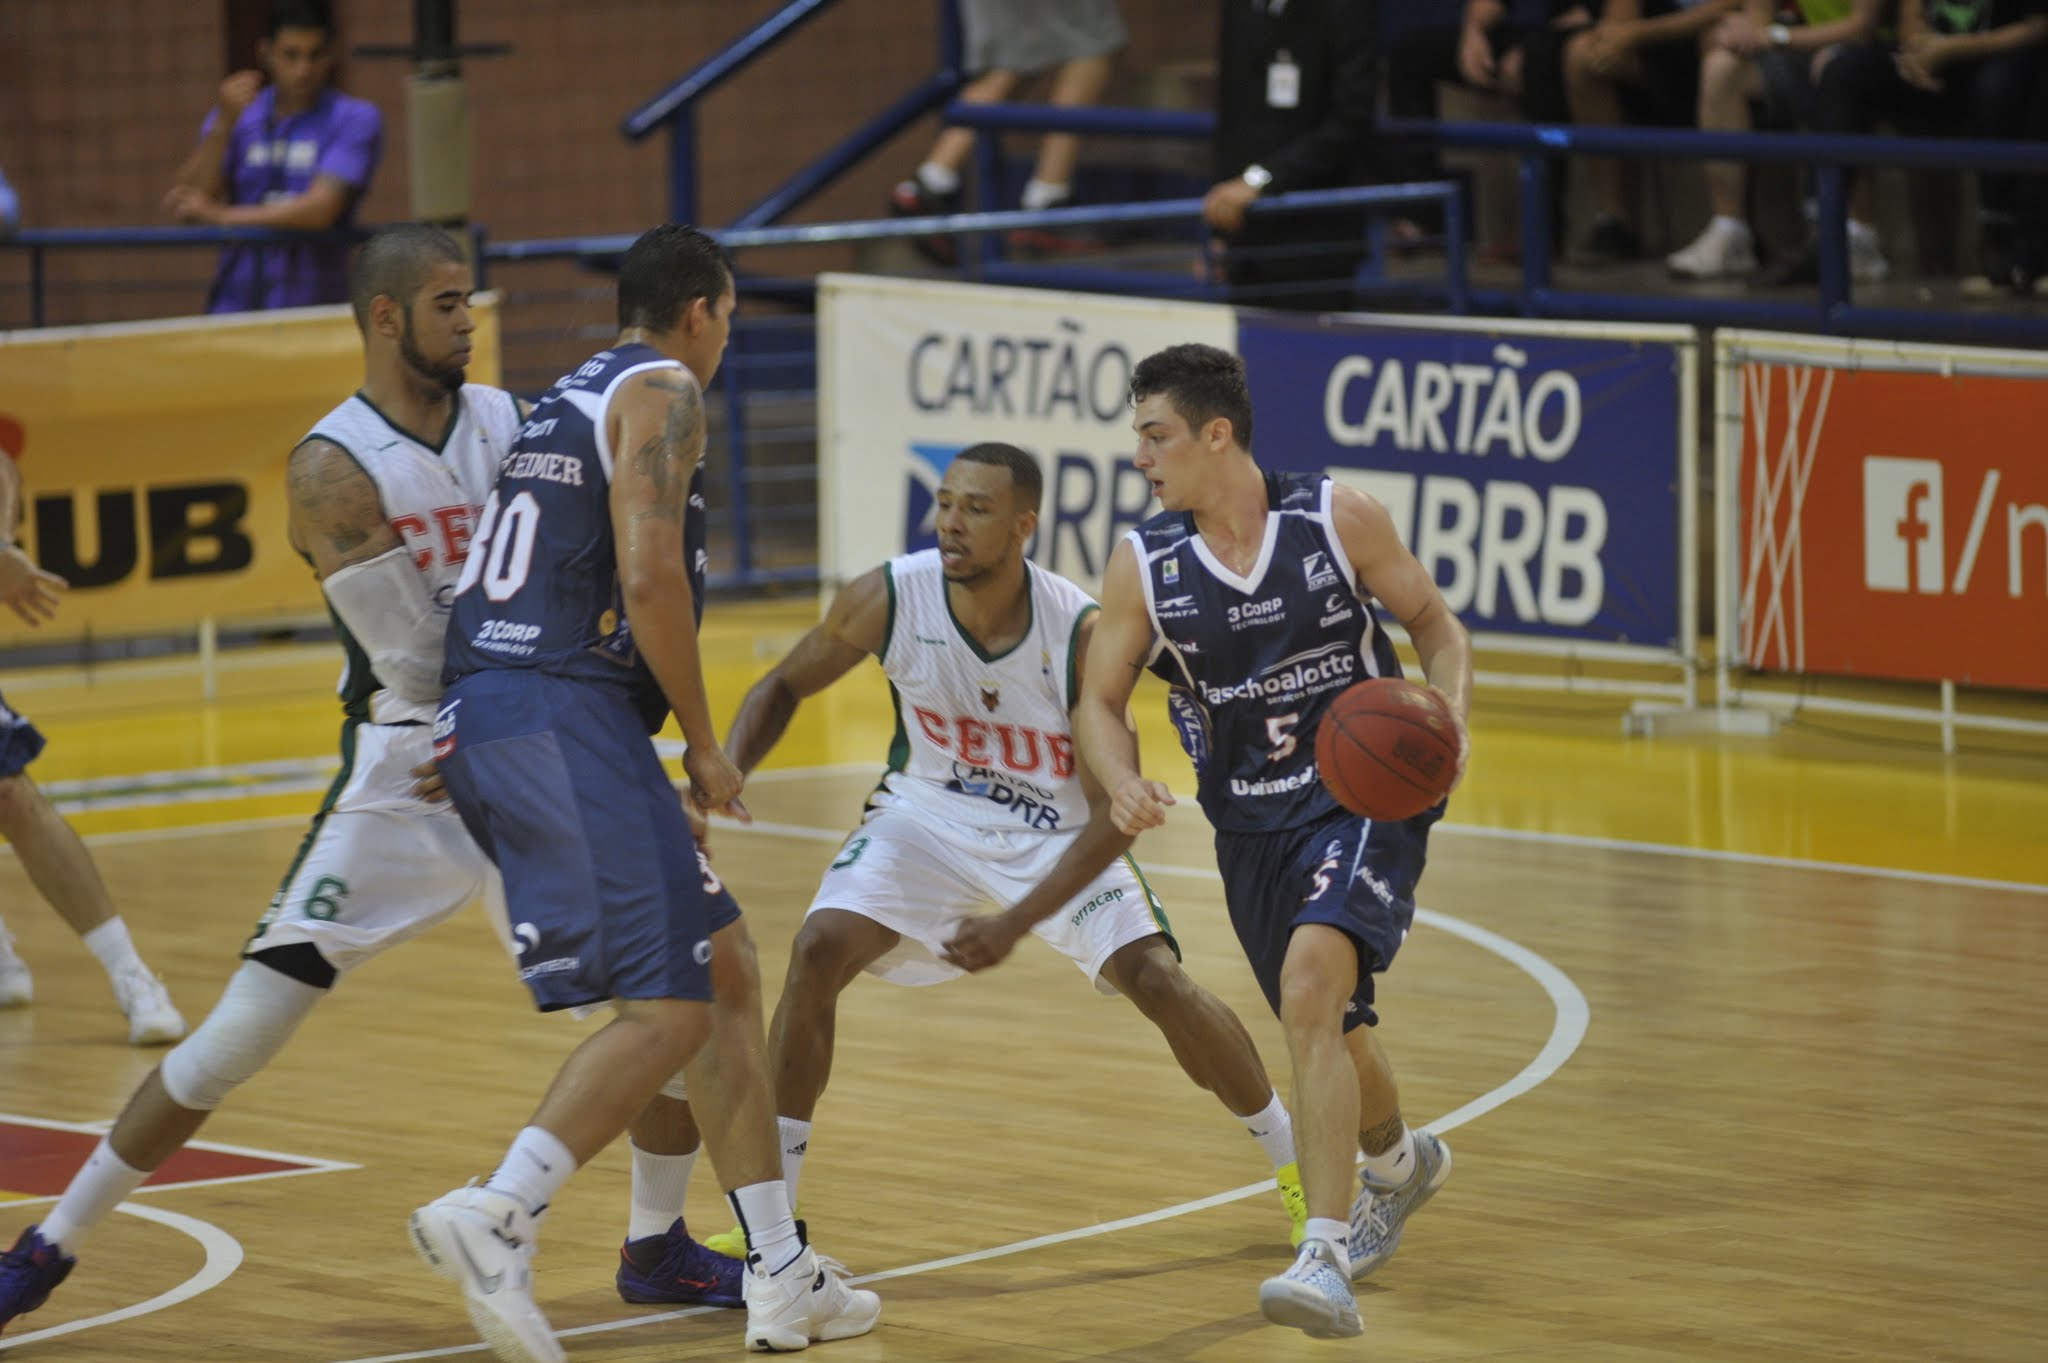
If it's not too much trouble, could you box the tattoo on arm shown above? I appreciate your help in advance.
[287,440,392,568]
[629,374,703,525]
[1359,1112,1408,1158]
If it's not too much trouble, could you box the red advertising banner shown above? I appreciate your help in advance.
[1737,360,2048,691]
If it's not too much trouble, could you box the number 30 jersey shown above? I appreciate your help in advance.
[443,343,710,733]
[1133,470,1402,835]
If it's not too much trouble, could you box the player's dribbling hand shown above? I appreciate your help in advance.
[1428,685,1471,793]
[940,913,1027,973]
[1109,776,1175,836]
[409,758,449,803]
[0,547,65,626]
[684,743,751,824]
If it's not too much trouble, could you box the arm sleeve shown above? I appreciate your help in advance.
[315,100,384,190]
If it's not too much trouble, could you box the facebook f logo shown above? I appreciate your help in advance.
[1863,458,1944,594]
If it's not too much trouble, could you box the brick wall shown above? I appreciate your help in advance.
[1,0,1218,379]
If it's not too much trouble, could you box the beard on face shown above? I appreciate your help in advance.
[401,310,466,394]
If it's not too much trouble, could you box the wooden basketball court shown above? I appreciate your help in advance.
[1,601,2043,1362]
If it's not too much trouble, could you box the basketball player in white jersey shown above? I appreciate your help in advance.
[0,224,536,1332]
[696,441,1307,1259]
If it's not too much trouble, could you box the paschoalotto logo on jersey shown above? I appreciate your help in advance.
[1195,640,1357,707]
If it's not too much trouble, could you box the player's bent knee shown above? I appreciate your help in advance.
[1104,936,1185,1010]
[159,962,326,1111]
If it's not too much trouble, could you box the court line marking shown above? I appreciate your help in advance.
[19,757,2036,894]
[321,869,1590,1363]
[0,1110,360,1209]
[0,1203,242,1353]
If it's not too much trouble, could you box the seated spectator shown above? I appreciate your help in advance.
[1384,0,1596,253]
[1564,0,1744,263]
[890,0,1127,265]
[1663,0,1884,279]
[164,0,383,313]
[2015,53,2048,292]
[1204,0,1377,310]
[1789,0,2048,290]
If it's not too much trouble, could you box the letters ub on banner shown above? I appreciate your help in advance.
[0,298,502,644]
[817,274,1232,596]
[1237,312,1692,653]
[1730,340,2048,692]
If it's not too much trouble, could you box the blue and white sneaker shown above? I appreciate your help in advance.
[0,1224,75,1335]
[616,1218,744,1308]
[1257,1238,1361,1338]
[1349,1129,1452,1280]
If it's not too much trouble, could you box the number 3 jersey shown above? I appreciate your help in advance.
[1134,470,1402,835]
[868,549,1097,838]
[305,384,522,726]
[443,343,709,733]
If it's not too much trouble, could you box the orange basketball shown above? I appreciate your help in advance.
[1314,678,1459,820]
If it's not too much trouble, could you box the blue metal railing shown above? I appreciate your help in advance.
[620,0,964,229]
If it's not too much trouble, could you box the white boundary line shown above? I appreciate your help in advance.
[0,1204,243,1352]
[0,1113,360,1209]
[325,881,1593,1363]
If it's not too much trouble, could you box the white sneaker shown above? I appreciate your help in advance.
[0,934,30,1008]
[409,1184,564,1363]
[1848,226,1891,284]
[112,964,186,1045]
[1257,1239,1361,1339]
[742,1236,881,1352]
[1666,219,1757,280]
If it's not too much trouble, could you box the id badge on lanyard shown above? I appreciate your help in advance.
[1267,49,1300,109]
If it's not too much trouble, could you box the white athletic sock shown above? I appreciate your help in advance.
[1303,1217,1351,1272]
[777,1116,813,1205]
[917,161,960,196]
[485,1125,577,1218]
[627,1139,697,1241]
[81,918,146,980]
[1359,1126,1416,1188]
[1240,1092,1296,1170]
[728,1180,802,1275]
[1021,178,1070,212]
[41,1139,149,1253]
[1710,215,1751,239]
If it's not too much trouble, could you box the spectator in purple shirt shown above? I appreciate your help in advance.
[164,1,383,313]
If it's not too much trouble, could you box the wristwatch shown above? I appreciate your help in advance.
[1241,164,1273,192]
[1767,23,1791,45]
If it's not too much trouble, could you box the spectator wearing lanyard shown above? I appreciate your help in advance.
[1204,0,1379,310]
[164,0,383,314]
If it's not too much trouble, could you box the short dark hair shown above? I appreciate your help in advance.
[617,224,733,334]
[349,223,466,332]
[952,442,1044,514]
[268,0,335,38]
[1130,343,1254,450]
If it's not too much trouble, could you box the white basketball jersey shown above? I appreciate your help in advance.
[305,384,521,724]
[869,550,1098,838]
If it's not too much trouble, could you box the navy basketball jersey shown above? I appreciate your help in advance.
[1133,470,1403,835]
[444,343,708,731]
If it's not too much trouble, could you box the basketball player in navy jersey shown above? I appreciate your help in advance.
[424,225,878,1361]
[1076,343,1472,1340]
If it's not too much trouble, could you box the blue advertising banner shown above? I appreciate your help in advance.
[1238,313,1686,648]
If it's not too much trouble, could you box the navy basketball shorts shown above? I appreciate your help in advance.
[435,670,738,1012]
[1215,805,1438,1031]
[0,691,45,780]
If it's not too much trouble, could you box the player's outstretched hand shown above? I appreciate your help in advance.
[941,913,1028,974]
[409,758,449,803]
[684,742,751,824]
[1109,776,1175,836]
[0,547,65,627]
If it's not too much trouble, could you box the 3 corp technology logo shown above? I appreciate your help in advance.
[904,443,965,551]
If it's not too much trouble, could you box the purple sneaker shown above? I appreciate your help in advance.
[0,1225,75,1334]
[616,1219,744,1309]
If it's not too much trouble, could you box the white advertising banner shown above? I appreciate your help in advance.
[817,274,1235,597]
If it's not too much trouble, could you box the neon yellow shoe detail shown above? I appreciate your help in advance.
[1276,1162,1308,1248]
